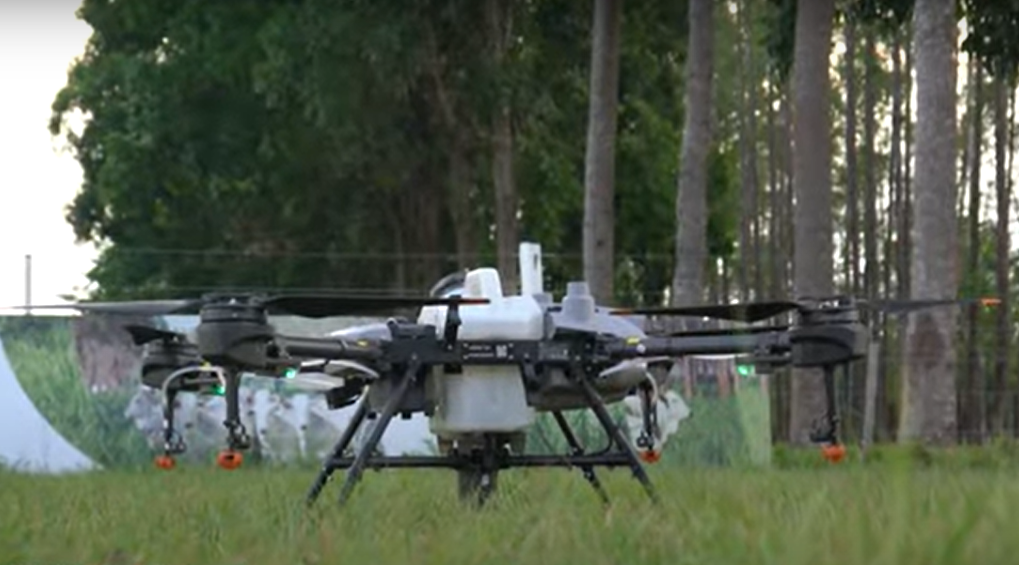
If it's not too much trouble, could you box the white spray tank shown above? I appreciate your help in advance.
[418,267,543,436]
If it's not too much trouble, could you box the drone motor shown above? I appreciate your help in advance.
[194,298,276,369]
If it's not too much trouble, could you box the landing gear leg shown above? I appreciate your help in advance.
[305,394,370,505]
[576,375,659,504]
[812,365,846,463]
[552,411,610,505]
[155,389,185,469]
[456,434,502,508]
[334,363,417,506]
[218,370,249,469]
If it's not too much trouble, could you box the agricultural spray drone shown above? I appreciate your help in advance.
[10,243,997,508]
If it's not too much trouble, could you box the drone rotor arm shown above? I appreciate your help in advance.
[273,334,384,363]
[605,330,791,360]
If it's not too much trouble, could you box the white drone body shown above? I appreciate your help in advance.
[417,267,543,438]
[289,243,691,449]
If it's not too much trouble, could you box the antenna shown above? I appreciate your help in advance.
[519,242,543,297]
[24,254,32,315]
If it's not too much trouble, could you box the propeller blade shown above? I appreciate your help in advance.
[262,294,489,318]
[5,299,203,316]
[611,301,802,323]
[611,296,1000,323]
[6,294,489,319]
[123,324,189,346]
[860,297,1000,314]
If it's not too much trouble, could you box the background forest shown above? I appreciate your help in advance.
[46,0,1019,450]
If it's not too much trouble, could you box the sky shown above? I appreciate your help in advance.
[0,1,95,309]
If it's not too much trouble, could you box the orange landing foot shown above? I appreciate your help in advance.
[821,443,847,463]
[216,450,243,470]
[154,455,175,470]
[638,449,661,463]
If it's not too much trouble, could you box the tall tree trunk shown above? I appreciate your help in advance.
[855,28,879,439]
[768,80,782,300]
[902,34,914,300]
[863,30,878,302]
[881,31,905,441]
[788,0,836,446]
[583,0,622,304]
[737,0,759,302]
[991,74,1010,437]
[672,0,714,307]
[843,15,860,296]
[1009,85,1018,437]
[898,0,959,445]
[423,23,479,270]
[487,0,519,294]
[964,60,983,443]
[448,133,479,268]
[889,32,915,440]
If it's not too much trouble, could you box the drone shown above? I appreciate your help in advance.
[9,242,997,508]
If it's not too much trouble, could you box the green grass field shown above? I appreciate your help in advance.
[3,450,1018,565]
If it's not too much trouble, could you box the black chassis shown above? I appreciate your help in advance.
[151,298,869,507]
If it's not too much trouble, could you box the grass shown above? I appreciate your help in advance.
[2,453,1019,565]
[0,316,153,468]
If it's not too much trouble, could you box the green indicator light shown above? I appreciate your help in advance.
[213,384,225,395]
[736,364,753,377]
[284,367,298,379]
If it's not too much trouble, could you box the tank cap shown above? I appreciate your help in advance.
[562,281,595,323]
[464,268,504,299]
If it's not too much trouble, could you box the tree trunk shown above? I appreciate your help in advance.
[843,15,859,296]
[672,0,714,307]
[583,0,622,304]
[423,22,479,270]
[863,30,878,302]
[964,59,983,443]
[788,0,836,446]
[1009,85,1018,437]
[898,0,959,445]
[881,31,905,442]
[487,0,519,294]
[991,74,1010,437]
[767,80,781,300]
[449,132,479,268]
[737,0,760,302]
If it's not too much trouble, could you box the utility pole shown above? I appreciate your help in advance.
[24,254,32,314]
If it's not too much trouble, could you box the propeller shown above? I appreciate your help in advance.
[5,293,490,319]
[611,296,1001,323]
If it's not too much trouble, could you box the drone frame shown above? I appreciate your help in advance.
[243,297,867,508]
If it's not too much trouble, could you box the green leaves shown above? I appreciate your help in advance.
[50,0,732,302]
[962,0,1019,81]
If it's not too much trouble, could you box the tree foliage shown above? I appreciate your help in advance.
[51,0,747,303]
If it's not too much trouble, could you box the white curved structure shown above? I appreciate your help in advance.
[0,336,96,473]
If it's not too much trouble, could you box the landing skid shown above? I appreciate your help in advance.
[305,366,659,508]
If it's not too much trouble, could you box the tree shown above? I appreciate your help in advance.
[898,0,958,444]
[582,0,622,304]
[487,0,520,294]
[788,0,836,445]
[671,0,714,307]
